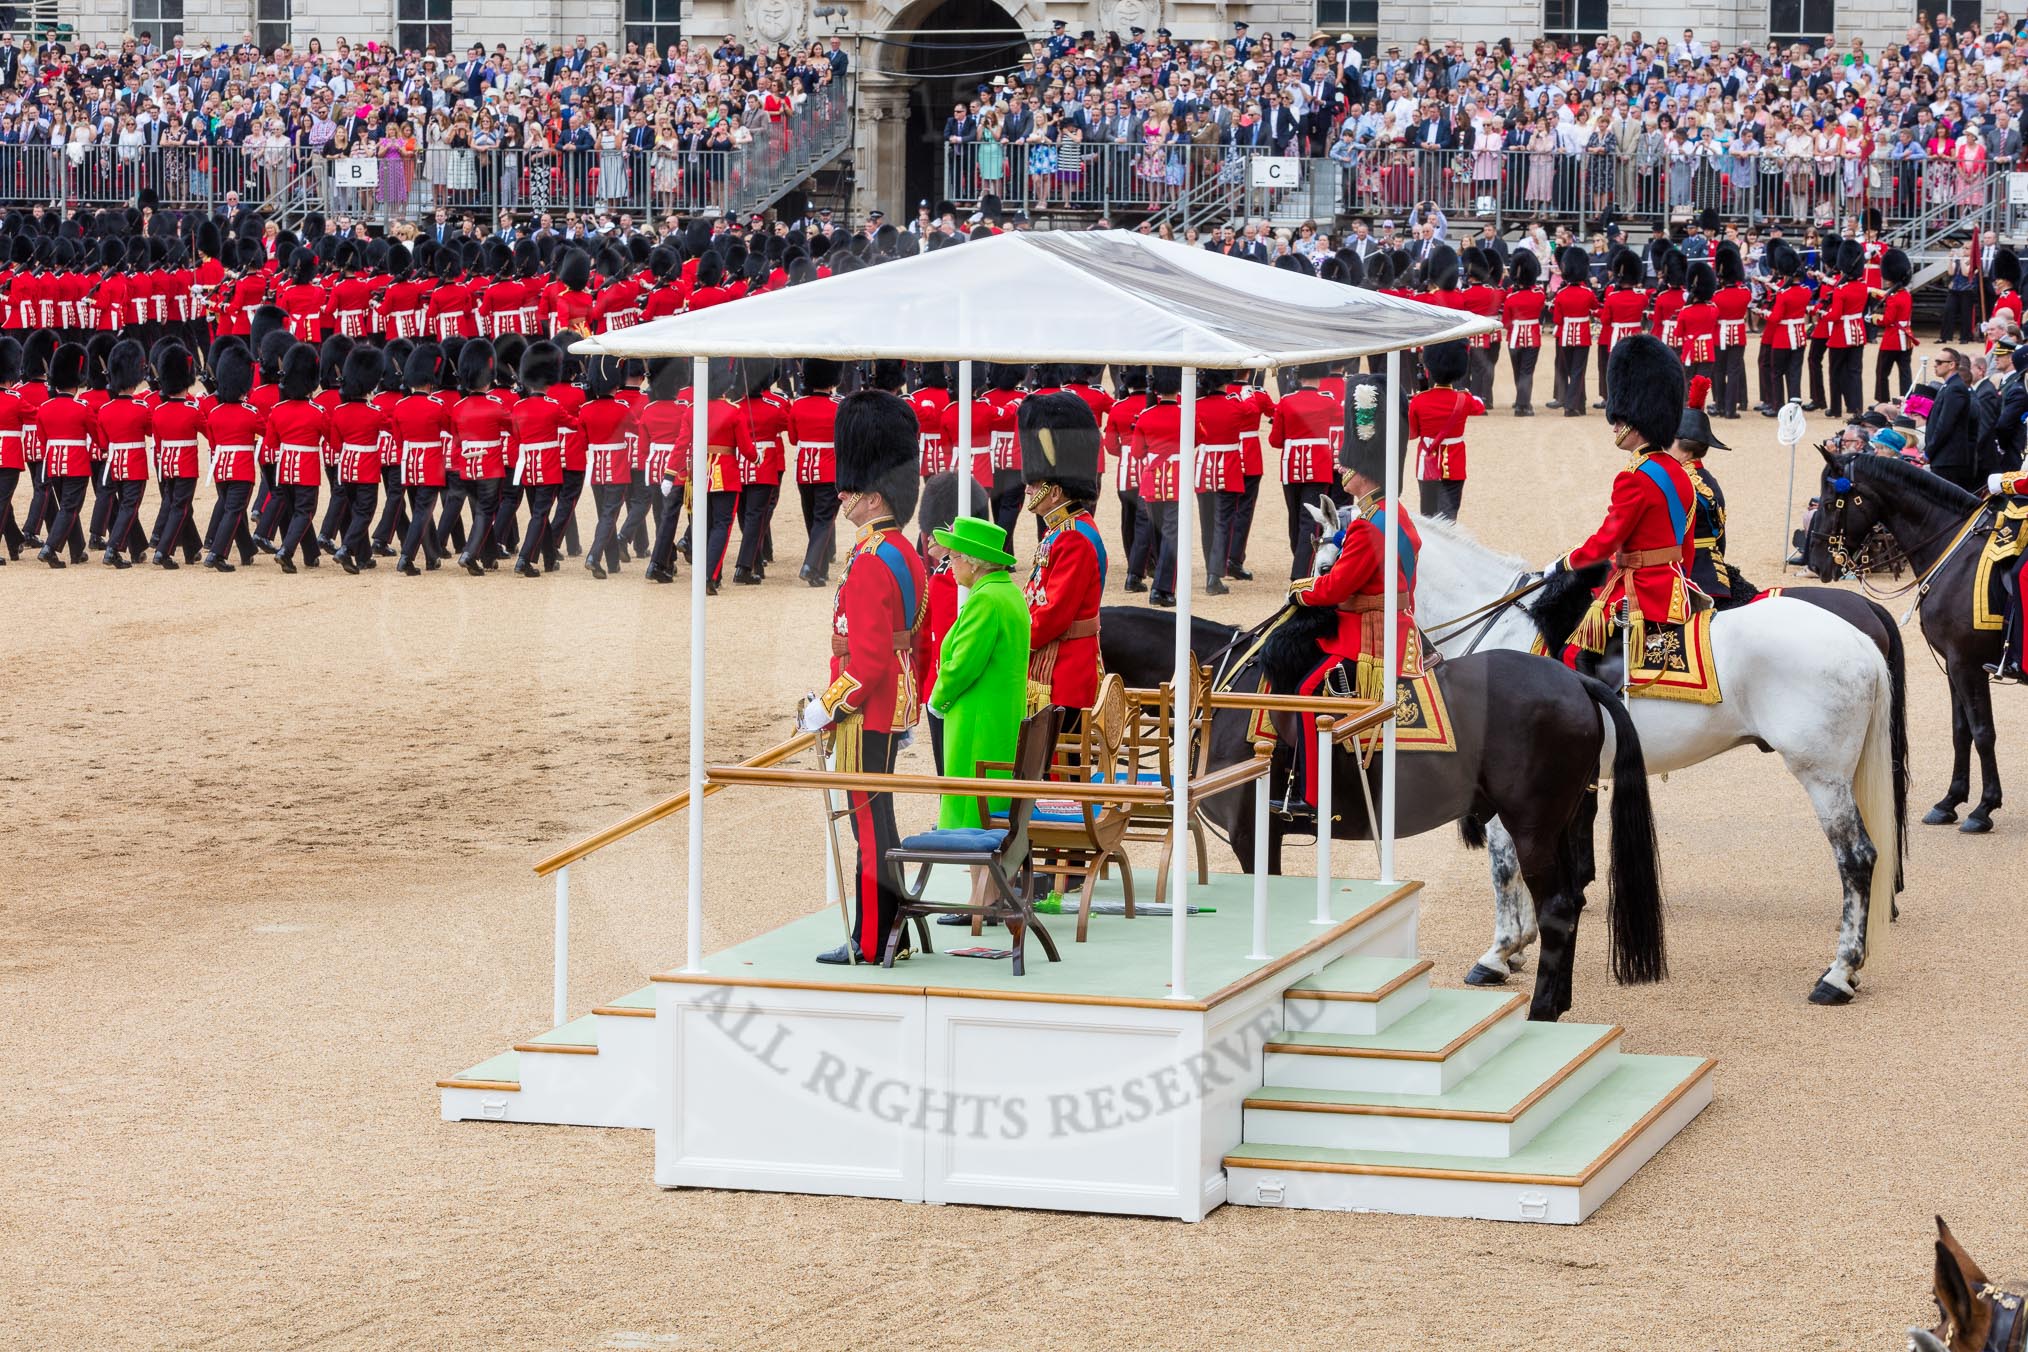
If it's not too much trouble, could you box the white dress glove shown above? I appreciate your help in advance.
[1991,472,2007,494]
[660,477,676,499]
[1541,556,1565,577]
[797,694,832,734]
[1776,401,1807,447]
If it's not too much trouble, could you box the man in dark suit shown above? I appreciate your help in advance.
[1269,92,1301,154]
[2000,341,2028,472]
[1302,71,1337,156]
[1236,224,1271,264]
[1413,105,1454,150]
[1925,349,1979,490]
[942,101,975,147]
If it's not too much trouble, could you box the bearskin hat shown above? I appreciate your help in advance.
[1610,246,1642,288]
[280,343,321,401]
[557,248,592,292]
[917,469,988,539]
[1604,334,1685,451]
[985,361,1025,392]
[441,337,466,383]
[681,218,713,258]
[1881,247,1912,289]
[0,337,21,388]
[302,212,325,242]
[693,250,724,289]
[1559,245,1591,288]
[1509,248,1541,288]
[107,339,147,394]
[1337,372,1407,483]
[1422,241,1459,291]
[1479,246,1504,286]
[1149,365,1183,397]
[340,345,384,402]
[196,216,223,262]
[583,355,624,401]
[1697,206,1720,235]
[492,334,526,387]
[802,357,843,390]
[386,240,411,276]
[257,329,294,384]
[1687,261,1716,306]
[82,334,114,390]
[1766,237,1801,279]
[317,336,352,391]
[1714,241,1745,286]
[1864,205,1883,235]
[1422,339,1468,387]
[519,340,562,394]
[648,245,678,281]
[48,341,86,392]
[249,304,289,357]
[1836,239,1865,281]
[481,237,511,278]
[213,344,254,404]
[1017,390,1102,501]
[455,340,493,394]
[1677,373,1726,453]
[835,389,921,520]
[1659,247,1687,291]
[381,339,413,394]
[1274,252,1312,278]
[1994,247,2021,289]
[23,329,57,383]
[291,249,316,286]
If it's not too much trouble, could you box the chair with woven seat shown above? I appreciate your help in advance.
[1116,664,1212,906]
[1027,674,1137,942]
[882,707,1063,976]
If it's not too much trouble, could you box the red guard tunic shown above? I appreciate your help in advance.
[202,398,263,482]
[1650,287,1685,349]
[1025,502,1105,708]
[745,386,792,491]
[638,395,688,484]
[329,400,392,484]
[1715,282,1752,351]
[580,396,638,486]
[16,377,47,465]
[390,392,453,486]
[428,278,478,340]
[1460,282,1503,349]
[1222,381,1275,479]
[479,276,526,336]
[36,391,101,478]
[152,397,203,479]
[1194,389,1255,493]
[99,394,153,481]
[1407,385,1485,482]
[1995,288,2023,333]
[511,393,578,487]
[1502,286,1545,350]
[268,399,330,486]
[329,274,375,339]
[911,385,951,475]
[1677,299,1719,364]
[1879,289,1916,352]
[379,276,424,340]
[447,390,511,481]
[1766,281,1811,350]
[96,270,130,331]
[640,280,686,323]
[789,392,839,484]
[1598,285,1647,351]
[1065,381,1116,434]
[821,516,927,734]
[1828,278,1871,349]
[1270,386,1341,484]
[981,386,1024,472]
[699,399,756,492]
[1128,398,1189,502]
[592,276,644,333]
[936,397,996,488]
[1552,283,1596,349]
[1104,392,1149,492]
[1557,449,1699,648]
[0,384,25,471]
[277,278,326,343]
[551,287,596,338]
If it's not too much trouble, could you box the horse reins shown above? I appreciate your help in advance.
[1812,483,1989,605]
[1420,571,1545,655]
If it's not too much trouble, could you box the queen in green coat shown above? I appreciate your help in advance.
[927,517,1032,829]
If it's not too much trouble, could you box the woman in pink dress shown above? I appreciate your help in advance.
[377,127,409,223]
[1956,130,1989,211]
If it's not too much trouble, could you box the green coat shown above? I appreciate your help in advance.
[928,569,1032,828]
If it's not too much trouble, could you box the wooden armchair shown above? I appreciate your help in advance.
[882,707,1064,977]
[1117,664,1212,907]
[1027,674,1137,943]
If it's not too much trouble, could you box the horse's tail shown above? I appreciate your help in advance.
[1576,674,1668,985]
[1457,815,1488,850]
[1870,598,1910,895]
[1855,649,1900,951]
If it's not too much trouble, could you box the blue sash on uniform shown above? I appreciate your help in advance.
[1069,515,1109,590]
[1636,457,1691,546]
[872,537,919,624]
[1363,501,1417,590]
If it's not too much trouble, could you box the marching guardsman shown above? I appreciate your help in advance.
[96,340,154,568]
[1550,245,1595,417]
[426,250,478,341]
[270,343,331,573]
[790,357,843,586]
[579,356,640,579]
[1825,239,1869,419]
[1407,339,1483,521]
[1650,247,1686,357]
[16,328,58,552]
[909,362,952,476]
[1756,239,1810,414]
[33,341,96,567]
[446,341,511,573]
[508,340,578,578]
[1269,362,1341,578]
[1192,369,1252,595]
[1874,247,1916,403]
[1104,365,1152,587]
[1712,243,1752,418]
[657,358,755,594]
[1502,249,1545,416]
[1542,335,1698,669]
[1128,365,1187,609]
[733,361,791,585]
[1672,375,1748,607]
[1993,248,2024,334]
[1804,231,1839,411]
[1596,247,1647,410]
[391,342,455,575]
[626,359,685,576]
[1019,391,1107,722]
[795,390,928,967]
[1285,372,1422,811]
[0,338,23,562]
[147,344,203,569]
[277,249,326,343]
[1678,262,1720,393]
[1458,246,1504,407]
[1989,470,2028,682]
[330,346,393,575]
[199,344,263,571]
[1219,369,1273,581]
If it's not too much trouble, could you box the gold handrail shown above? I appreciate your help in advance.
[704,765,1170,801]
[532,730,816,877]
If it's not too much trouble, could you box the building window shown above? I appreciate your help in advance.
[257,0,291,57]
[1948,0,1983,32]
[624,0,682,54]
[1313,0,1376,60]
[397,0,453,58]
[1543,0,1608,49]
[1770,0,1835,47]
[131,0,183,45]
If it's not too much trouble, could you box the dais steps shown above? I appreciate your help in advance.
[437,986,656,1129]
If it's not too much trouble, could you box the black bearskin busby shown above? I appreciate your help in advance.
[1766,237,1801,279]
[1422,339,1468,387]
[1559,245,1591,288]
[1017,390,1102,503]
[316,336,353,391]
[1610,246,1642,288]
[380,339,412,394]
[1686,261,1716,305]
[1659,247,1687,292]
[1423,241,1459,291]
[49,342,86,392]
[279,343,321,401]
[558,249,592,291]
[107,339,147,394]
[249,304,289,359]
[520,340,562,395]
[0,337,21,387]
[834,388,921,522]
[341,346,384,402]
[213,344,254,404]
[917,469,988,539]
[1604,334,1685,451]
[1881,247,1912,289]
[1836,238,1865,281]
[1510,249,1540,288]
[454,340,492,394]
[1714,241,1744,286]
[1993,247,2021,289]
[156,344,194,397]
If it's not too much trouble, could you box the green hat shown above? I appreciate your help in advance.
[934,516,1017,568]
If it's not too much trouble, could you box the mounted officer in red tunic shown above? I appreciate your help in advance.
[1544,334,1703,673]
[798,391,927,966]
[1018,391,1106,721]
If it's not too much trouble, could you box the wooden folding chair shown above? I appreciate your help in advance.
[1027,674,1137,942]
[1117,664,1212,906]
[882,707,1064,977]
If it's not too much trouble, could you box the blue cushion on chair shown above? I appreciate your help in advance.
[898,827,1008,852]
[1029,804,1085,824]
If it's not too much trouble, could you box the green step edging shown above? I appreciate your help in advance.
[523,1014,599,1049]
[1272,988,1519,1056]
[1229,1054,1711,1180]
[1289,954,1426,998]
[1254,1022,1617,1115]
[449,1049,521,1086]
[607,986,656,1011]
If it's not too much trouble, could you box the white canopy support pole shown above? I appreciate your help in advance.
[1171,369,1197,1001]
[956,359,975,520]
[1248,769,1270,961]
[683,353,710,974]
[1313,717,1334,924]
[1380,348,1401,885]
[552,865,570,1028]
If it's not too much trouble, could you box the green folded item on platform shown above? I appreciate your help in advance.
[1029,898,1214,916]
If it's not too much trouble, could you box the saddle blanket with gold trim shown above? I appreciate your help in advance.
[1974,499,2028,632]
[1627,610,1721,705]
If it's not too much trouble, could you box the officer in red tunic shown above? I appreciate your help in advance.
[330,346,393,574]
[1650,246,1687,357]
[1988,470,2028,682]
[1217,369,1273,581]
[147,344,203,569]
[426,251,478,341]
[1756,239,1810,414]
[199,346,263,571]
[1103,365,1152,587]
[1825,240,1870,419]
[1544,335,1700,673]
[277,250,326,343]
[1501,249,1545,416]
[1269,362,1342,578]
[269,343,331,573]
[1678,261,1720,394]
[1018,392,1106,720]
[96,340,154,568]
[1550,246,1596,417]
[0,338,24,561]
[1712,243,1752,418]
[508,341,579,578]
[1129,365,1188,608]
[733,362,791,584]
[796,391,927,966]
[386,342,451,574]
[1192,369,1254,595]
[789,357,843,586]
[1407,340,1484,521]
[1458,246,1504,407]
[1873,247,1916,403]
[1804,232,1839,411]
[579,356,640,579]
[1596,247,1648,408]
[444,342,512,573]
[34,342,99,568]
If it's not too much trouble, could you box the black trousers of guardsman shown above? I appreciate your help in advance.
[1827,346,1863,418]
[586,482,627,572]
[1466,345,1496,406]
[734,481,776,576]
[103,478,148,559]
[1807,337,1829,406]
[1875,349,1912,404]
[204,480,255,562]
[453,477,502,565]
[1227,472,1261,573]
[1716,346,1749,417]
[1553,344,1589,414]
[400,485,444,569]
[838,722,906,962]
[372,463,409,550]
[1508,345,1540,413]
[338,481,379,561]
[43,474,88,560]
[277,485,322,563]
[515,484,561,569]
[799,480,838,580]
[705,487,740,581]
[149,476,199,560]
[1150,499,1180,596]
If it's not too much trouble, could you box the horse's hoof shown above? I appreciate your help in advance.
[1922,806,1960,826]
[1959,815,1994,835]
[1891,899,1901,923]
[1465,963,1508,986]
[1809,978,1855,1005]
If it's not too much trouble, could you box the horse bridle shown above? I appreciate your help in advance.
[1421,571,1540,656]
[1808,471,1985,602]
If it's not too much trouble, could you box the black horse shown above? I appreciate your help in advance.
[1807,452,2005,833]
[1100,606,1667,1021]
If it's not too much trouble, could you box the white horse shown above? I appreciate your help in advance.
[1397,515,1900,1004]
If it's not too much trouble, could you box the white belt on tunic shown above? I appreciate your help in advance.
[453,438,499,476]
[1718,319,1747,346]
[1781,317,1808,345]
[209,441,253,478]
[513,440,559,486]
